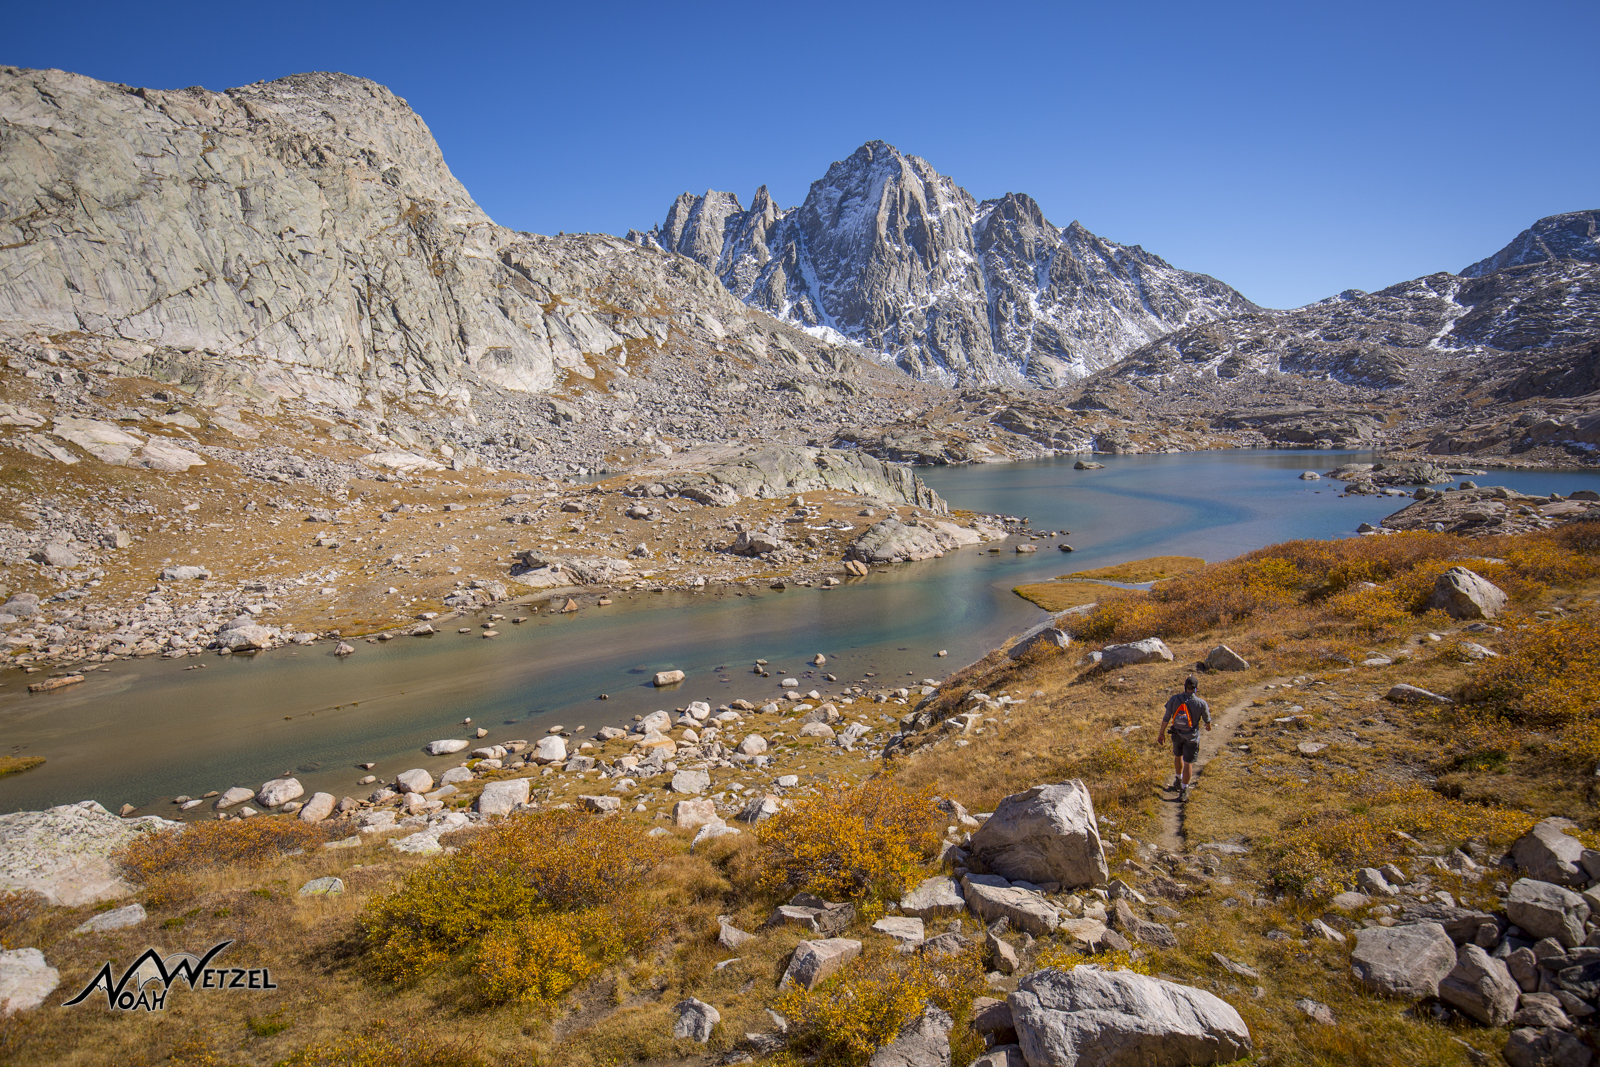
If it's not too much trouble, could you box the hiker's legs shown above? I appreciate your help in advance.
[1180,759,1194,785]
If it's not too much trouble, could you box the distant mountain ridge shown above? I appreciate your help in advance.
[628,141,1257,387]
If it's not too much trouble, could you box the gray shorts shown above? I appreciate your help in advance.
[1171,734,1199,763]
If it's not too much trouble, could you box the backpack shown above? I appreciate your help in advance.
[1172,699,1196,732]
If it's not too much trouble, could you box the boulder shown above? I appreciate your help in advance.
[1507,879,1590,947]
[72,902,146,934]
[670,769,711,794]
[1513,819,1590,887]
[1350,922,1457,998]
[967,781,1109,888]
[673,799,721,830]
[477,778,531,816]
[1503,1027,1593,1067]
[1511,993,1571,1031]
[962,875,1061,936]
[1203,645,1249,672]
[298,793,336,823]
[871,916,926,946]
[581,795,621,813]
[1111,899,1179,948]
[425,739,470,755]
[781,938,862,990]
[394,769,434,795]
[1428,567,1507,620]
[298,876,345,896]
[1009,965,1251,1067]
[0,948,60,1015]
[256,778,304,807]
[900,876,968,919]
[798,722,836,738]
[1386,684,1453,705]
[653,670,685,686]
[219,624,276,651]
[214,786,255,809]
[672,997,721,1042]
[1099,638,1174,667]
[0,802,180,907]
[867,1006,953,1067]
[737,734,768,756]
[1009,628,1071,660]
[533,736,568,764]
[637,710,673,733]
[1438,943,1521,1026]
[971,1047,1027,1067]
[847,519,944,563]
[718,921,756,949]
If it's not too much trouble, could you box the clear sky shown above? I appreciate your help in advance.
[7,0,1597,309]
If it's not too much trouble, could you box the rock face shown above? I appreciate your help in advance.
[1008,965,1252,1067]
[967,781,1109,888]
[629,442,947,513]
[1350,922,1457,998]
[0,801,179,906]
[630,141,1255,386]
[0,66,890,413]
[1461,210,1600,278]
[1428,567,1507,619]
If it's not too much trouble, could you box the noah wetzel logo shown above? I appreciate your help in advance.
[61,940,277,1012]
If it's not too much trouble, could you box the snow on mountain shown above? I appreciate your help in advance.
[627,141,1256,386]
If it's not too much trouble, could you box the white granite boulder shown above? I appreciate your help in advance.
[1428,567,1507,619]
[0,948,60,1015]
[1099,638,1174,667]
[967,781,1108,888]
[1009,965,1251,1067]
[477,778,531,816]
[256,778,304,807]
[1350,922,1457,998]
[0,801,179,907]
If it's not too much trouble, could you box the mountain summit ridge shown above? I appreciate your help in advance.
[629,140,1257,386]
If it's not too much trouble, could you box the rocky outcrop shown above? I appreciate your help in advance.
[1461,210,1600,278]
[631,142,1256,386]
[0,66,895,418]
[0,800,180,906]
[628,443,947,512]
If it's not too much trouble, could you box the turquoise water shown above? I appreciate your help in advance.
[3,450,1597,813]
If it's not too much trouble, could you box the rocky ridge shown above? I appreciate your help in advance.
[630,141,1256,386]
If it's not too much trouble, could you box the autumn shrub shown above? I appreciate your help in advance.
[774,943,985,1067]
[360,809,668,1007]
[1262,779,1534,895]
[756,774,943,912]
[1061,739,1163,818]
[1461,605,1600,765]
[117,818,335,884]
[1058,528,1594,647]
[1032,942,1151,975]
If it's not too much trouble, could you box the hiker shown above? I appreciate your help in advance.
[1157,674,1211,801]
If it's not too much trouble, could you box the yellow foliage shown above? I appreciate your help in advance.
[1032,943,1152,975]
[1263,779,1535,894]
[756,775,943,909]
[774,943,985,1067]
[1460,604,1600,765]
[1057,527,1599,648]
[117,818,333,883]
[361,810,668,1003]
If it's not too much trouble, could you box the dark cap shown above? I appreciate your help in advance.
[1184,675,1198,690]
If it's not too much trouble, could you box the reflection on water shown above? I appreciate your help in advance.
[4,450,1598,812]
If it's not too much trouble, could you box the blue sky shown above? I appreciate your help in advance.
[7,0,1596,309]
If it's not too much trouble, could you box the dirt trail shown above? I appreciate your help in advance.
[1153,679,1283,853]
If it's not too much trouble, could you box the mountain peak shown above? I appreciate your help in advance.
[1461,209,1600,278]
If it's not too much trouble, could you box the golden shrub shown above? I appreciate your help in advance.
[361,809,668,1002]
[756,775,943,909]
[117,818,334,883]
[1057,528,1591,648]
[774,943,984,1067]
[1263,780,1534,894]
[1467,609,1600,727]
[1032,942,1151,975]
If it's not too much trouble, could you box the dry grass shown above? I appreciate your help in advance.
[0,756,44,777]
[1011,580,1106,611]
[1063,555,1208,583]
